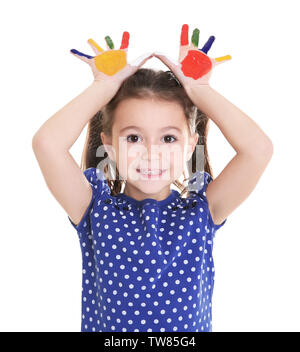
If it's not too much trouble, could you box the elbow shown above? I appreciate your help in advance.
[255,137,274,162]
[264,137,274,158]
[32,133,42,151]
[32,134,39,150]
[243,136,274,163]
[32,132,48,151]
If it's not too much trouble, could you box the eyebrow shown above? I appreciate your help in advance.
[119,126,182,133]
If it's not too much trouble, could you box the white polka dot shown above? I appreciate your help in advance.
[72,168,224,332]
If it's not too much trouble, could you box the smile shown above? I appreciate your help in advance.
[136,169,167,178]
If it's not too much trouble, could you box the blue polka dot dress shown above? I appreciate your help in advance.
[68,167,227,332]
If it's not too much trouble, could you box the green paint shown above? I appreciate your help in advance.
[105,36,114,49]
[191,28,200,47]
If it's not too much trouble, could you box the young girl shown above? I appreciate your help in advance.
[32,24,273,332]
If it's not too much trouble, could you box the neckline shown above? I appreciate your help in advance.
[117,189,180,207]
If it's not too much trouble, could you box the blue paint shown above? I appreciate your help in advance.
[70,49,94,59]
[200,36,215,54]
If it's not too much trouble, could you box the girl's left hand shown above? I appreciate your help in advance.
[153,24,232,89]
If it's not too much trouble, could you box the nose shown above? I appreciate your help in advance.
[141,142,160,162]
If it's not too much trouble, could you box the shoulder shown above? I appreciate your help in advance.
[84,167,110,195]
[188,170,227,228]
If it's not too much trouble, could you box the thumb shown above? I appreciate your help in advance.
[213,54,232,67]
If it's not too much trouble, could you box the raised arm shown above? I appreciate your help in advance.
[186,85,273,225]
[32,81,118,226]
[153,23,273,225]
[32,31,154,226]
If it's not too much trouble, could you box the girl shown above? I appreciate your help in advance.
[32,24,273,332]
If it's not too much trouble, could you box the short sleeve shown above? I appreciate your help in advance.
[188,170,227,234]
[67,167,108,233]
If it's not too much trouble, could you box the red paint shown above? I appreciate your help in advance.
[180,50,212,79]
[180,24,189,46]
[120,31,129,49]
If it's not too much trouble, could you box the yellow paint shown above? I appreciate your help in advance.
[88,38,104,53]
[215,55,232,62]
[94,50,127,76]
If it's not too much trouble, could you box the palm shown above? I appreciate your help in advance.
[154,24,232,88]
[70,31,153,85]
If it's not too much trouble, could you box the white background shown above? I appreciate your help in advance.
[0,0,299,332]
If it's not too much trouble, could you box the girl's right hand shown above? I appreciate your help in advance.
[70,31,154,88]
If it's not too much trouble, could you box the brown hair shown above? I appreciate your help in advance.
[80,68,213,198]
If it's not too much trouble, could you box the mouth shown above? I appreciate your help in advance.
[136,168,167,178]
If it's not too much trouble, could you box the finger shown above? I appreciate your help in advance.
[180,24,189,46]
[153,52,178,72]
[87,38,104,55]
[130,51,154,67]
[213,54,232,65]
[179,24,189,62]
[120,31,130,50]
[70,49,93,63]
[105,35,114,50]
[191,28,200,49]
[200,35,215,54]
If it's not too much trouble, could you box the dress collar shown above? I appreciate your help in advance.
[116,189,180,208]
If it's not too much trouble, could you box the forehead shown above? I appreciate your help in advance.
[113,98,187,131]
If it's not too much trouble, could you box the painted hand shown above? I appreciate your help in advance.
[70,31,154,85]
[153,24,232,88]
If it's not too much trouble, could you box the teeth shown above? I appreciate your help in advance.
[138,169,162,175]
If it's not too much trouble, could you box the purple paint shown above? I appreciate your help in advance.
[70,49,94,59]
[200,36,215,54]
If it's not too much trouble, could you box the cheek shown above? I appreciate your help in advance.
[115,143,138,175]
[166,144,186,166]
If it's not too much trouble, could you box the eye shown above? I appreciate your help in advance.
[127,134,141,143]
[162,135,177,143]
[126,134,178,143]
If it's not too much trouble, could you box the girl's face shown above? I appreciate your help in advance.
[101,98,198,201]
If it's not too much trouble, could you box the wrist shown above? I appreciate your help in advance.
[91,79,120,91]
[185,83,212,98]
[89,79,121,104]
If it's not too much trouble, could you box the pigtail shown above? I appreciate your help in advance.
[80,110,103,170]
[80,110,125,196]
[193,108,214,178]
